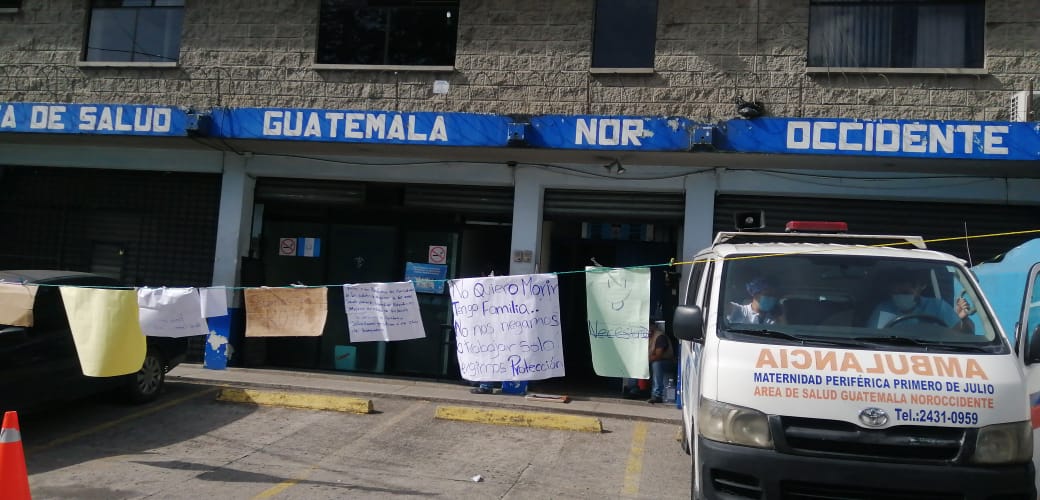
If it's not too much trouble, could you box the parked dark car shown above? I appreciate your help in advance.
[0,270,188,413]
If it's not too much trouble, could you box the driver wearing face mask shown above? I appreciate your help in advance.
[727,277,785,325]
[868,271,974,333]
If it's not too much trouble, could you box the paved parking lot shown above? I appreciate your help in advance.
[20,382,690,499]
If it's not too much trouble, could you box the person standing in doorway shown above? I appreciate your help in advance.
[647,321,676,404]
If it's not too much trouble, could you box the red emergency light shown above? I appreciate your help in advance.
[785,220,848,233]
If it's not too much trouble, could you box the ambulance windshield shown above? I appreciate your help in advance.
[718,254,1006,353]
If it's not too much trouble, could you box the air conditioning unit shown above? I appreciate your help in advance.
[1010,90,1040,122]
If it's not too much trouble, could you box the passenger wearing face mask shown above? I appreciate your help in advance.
[727,277,785,325]
[868,271,974,333]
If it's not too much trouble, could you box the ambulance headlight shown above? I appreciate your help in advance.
[697,397,773,449]
[971,421,1032,464]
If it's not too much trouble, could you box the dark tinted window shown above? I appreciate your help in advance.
[592,0,657,68]
[317,0,459,66]
[0,1,22,10]
[808,0,984,68]
[85,0,185,62]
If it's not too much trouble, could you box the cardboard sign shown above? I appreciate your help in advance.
[0,283,38,327]
[244,287,327,337]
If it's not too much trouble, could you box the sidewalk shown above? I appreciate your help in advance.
[167,364,682,425]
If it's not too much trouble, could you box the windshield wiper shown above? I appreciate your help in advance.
[851,336,991,352]
[727,328,863,347]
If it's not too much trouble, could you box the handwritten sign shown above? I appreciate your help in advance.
[585,267,651,378]
[0,282,38,326]
[343,282,425,342]
[244,287,327,337]
[60,287,146,377]
[449,274,565,382]
[137,287,210,338]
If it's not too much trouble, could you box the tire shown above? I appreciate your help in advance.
[125,347,165,403]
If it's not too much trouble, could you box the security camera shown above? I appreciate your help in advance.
[733,96,764,119]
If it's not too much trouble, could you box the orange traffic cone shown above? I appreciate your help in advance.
[0,411,31,499]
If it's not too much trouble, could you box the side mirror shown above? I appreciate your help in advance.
[673,305,704,343]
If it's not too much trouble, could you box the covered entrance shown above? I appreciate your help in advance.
[242,178,513,380]
[543,189,684,391]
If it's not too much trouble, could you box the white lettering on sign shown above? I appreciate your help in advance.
[575,118,645,146]
[262,111,449,142]
[78,106,172,133]
[786,121,1010,156]
[0,105,16,129]
[30,105,65,130]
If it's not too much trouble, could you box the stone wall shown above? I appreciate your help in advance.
[0,0,1036,121]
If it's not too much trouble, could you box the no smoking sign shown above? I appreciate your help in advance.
[279,238,297,256]
[428,245,447,264]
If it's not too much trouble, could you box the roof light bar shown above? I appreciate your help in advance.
[784,221,848,233]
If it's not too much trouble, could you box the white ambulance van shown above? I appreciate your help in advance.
[673,221,1034,499]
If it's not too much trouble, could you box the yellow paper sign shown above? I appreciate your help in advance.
[60,287,146,377]
[245,287,328,337]
[0,283,38,327]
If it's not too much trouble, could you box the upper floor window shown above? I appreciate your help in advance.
[808,0,984,69]
[0,0,22,11]
[317,0,459,66]
[591,0,658,69]
[85,0,185,63]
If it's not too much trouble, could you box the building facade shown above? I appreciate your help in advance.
[1,0,1038,387]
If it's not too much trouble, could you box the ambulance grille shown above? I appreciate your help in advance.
[776,417,965,462]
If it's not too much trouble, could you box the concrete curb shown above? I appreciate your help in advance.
[216,387,374,414]
[168,374,682,425]
[434,405,604,433]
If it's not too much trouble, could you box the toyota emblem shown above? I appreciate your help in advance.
[858,407,889,427]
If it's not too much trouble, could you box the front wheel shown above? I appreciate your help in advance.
[125,347,165,403]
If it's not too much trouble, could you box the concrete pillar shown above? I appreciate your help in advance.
[680,169,718,290]
[509,166,544,275]
[211,153,255,302]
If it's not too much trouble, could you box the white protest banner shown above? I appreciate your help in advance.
[449,274,564,382]
[137,287,210,338]
[585,267,651,378]
[199,287,229,318]
[343,282,425,342]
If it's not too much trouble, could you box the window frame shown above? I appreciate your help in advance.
[313,0,459,71]
[806,0,986,74]
[80,0,185,67]
[590,0,658,73]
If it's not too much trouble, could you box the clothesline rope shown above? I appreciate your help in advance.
[5,228,1038,290]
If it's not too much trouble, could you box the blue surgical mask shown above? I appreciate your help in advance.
[758,295,777,312]
[892,294,917,311]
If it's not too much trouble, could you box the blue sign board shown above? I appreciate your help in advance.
[527,115,695,151]
[203,315,231,371]
[0,102,191,136]
[718,117,1040,160]
[405,262,448,294]
[208,108,511,147]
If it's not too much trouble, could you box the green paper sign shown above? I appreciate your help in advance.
[585,267,651,378]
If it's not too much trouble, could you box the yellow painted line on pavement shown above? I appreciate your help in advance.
[253,400,430,499]
[28,387,219,453]
[621,422,648,497]
[253,477,300,499]
[217,388,373,414]
[434,405,602,433]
